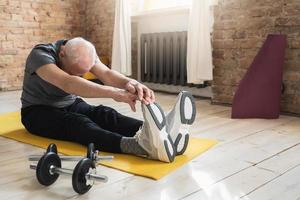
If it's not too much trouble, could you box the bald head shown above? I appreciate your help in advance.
[59,37,96,76]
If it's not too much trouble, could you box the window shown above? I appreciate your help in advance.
[140,0,192,11]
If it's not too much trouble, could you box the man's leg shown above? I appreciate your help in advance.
[65,99,148,156]
[21,105,126,153]
[67,98,144,137]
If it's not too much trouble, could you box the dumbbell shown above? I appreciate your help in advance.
[30,151,108,194]
[29,143,113,163]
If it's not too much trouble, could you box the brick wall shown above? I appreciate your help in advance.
[0,0,85,91]
[0,0,129,90]
[212,0,300,114]
[85,0,115,63]
[85,0,138,79]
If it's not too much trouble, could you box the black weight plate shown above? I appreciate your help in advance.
[46,143,58,154]
[86,143,95,160]
[36,152,61,186]
[72,158,94,194]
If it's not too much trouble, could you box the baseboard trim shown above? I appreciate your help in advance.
[142,82,212,99]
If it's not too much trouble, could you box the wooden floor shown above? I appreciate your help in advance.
[0,90,300,200]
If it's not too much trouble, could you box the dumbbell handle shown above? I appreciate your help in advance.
[28,155,114,162]
[29,164,108,182]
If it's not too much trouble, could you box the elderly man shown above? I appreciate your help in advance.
[21,37,196,163]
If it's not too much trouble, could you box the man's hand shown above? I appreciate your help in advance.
[112,88,138,112]
[125,80,155,105]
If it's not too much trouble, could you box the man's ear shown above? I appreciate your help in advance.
[59,45,66,58]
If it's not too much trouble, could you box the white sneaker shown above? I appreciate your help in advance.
[135,102,175,163]
[166,91,196,155]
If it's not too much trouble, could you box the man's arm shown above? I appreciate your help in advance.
[90,58,155,104]
[36,64,138,111]
[90,58,132,89]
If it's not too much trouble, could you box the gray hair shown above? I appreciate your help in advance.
[64,37,96,66]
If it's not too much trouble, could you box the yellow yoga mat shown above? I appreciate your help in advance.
[0,112,217,180]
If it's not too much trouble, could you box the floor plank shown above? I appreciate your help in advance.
[61,129,300,200]
[182,139,300,200]
[240,165,300,200]
[0,90,300,200]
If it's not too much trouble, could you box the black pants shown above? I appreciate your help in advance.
[21,98,143,153]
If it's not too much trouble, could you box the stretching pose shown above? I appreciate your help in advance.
[21,37,196,162]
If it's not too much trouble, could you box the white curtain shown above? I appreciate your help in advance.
[186,0,217,84]
[111,0,132,76]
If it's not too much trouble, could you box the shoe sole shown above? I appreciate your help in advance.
[145,103,175,162]
[176,91,196,155]
[179,92,196,124]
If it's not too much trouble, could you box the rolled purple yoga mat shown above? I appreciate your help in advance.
[231,34,287,119]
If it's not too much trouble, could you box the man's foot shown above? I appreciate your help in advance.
[135,102,175,163]
[166,91,196,155]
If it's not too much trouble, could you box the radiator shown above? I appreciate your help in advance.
[140,31,188,86]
